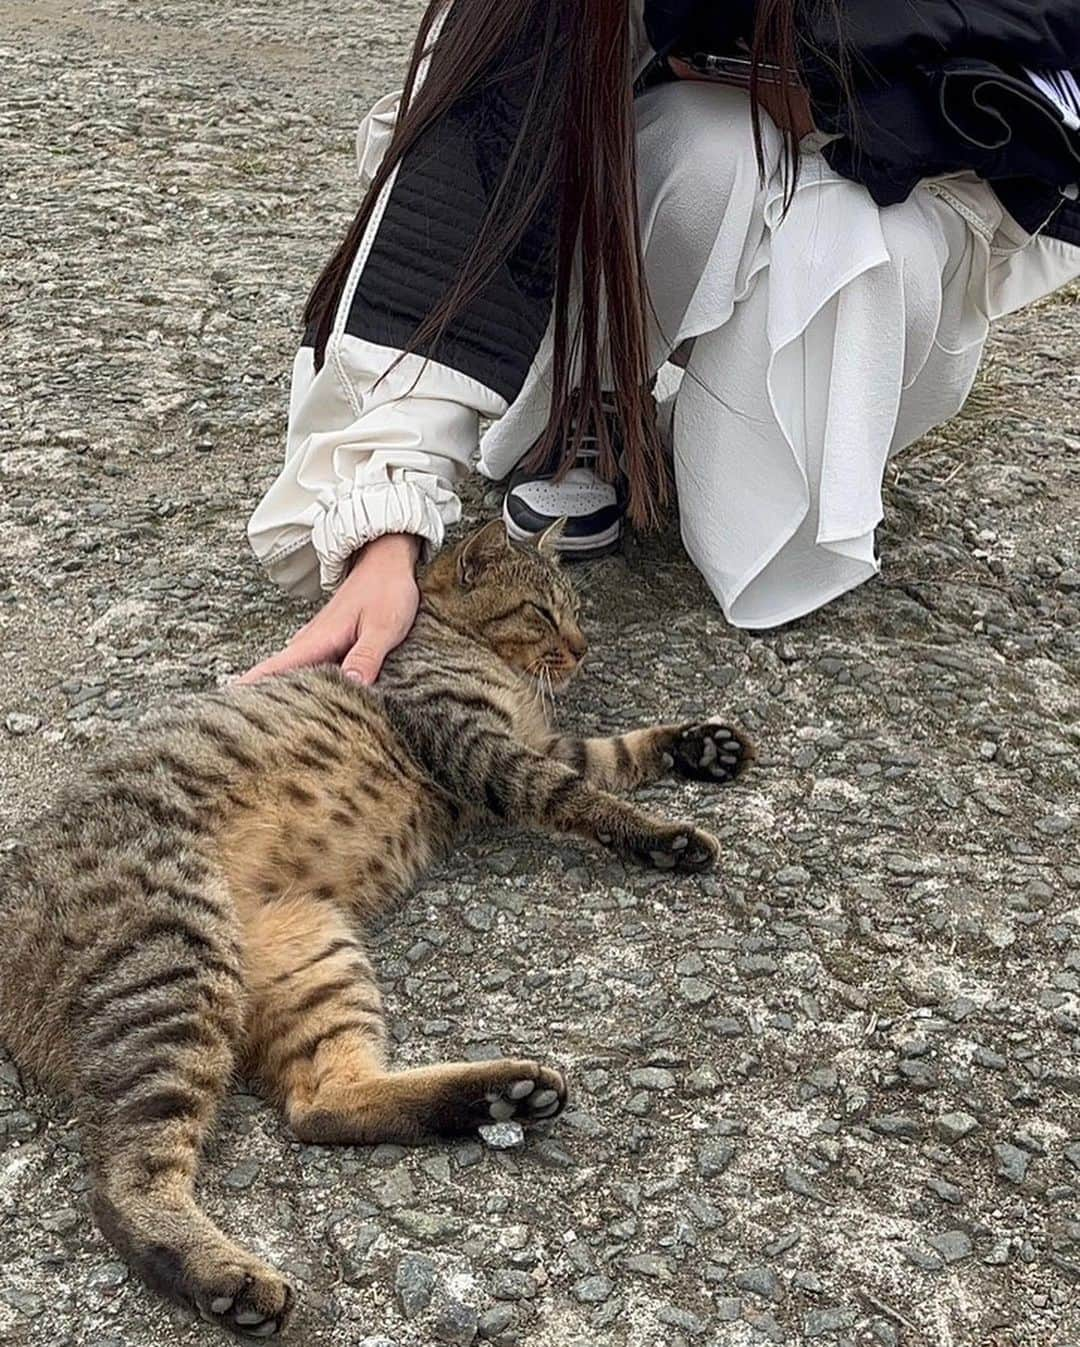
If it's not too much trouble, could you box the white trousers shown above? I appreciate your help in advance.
[482,81,1080,628]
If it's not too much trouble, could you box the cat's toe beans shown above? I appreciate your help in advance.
[193,1268,293,1340]
[527,1088,562,1119]
[488,1096,518,1121]
[480,1065,566,1128]
[674,722,752,785]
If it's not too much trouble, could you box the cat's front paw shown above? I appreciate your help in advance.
[670,722,753,785]
[633,822,719,873]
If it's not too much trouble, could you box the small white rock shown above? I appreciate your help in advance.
[479,1121,526,1150]
[5,712,41,737]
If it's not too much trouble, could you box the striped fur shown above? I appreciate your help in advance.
[0,520,751,1337]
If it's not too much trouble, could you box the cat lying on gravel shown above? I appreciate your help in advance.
[0,519,752,1337]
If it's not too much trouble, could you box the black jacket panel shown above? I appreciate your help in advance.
[343,5,559,403]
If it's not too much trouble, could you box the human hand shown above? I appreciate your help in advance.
[240,532,421,686]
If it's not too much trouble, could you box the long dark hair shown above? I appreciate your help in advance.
[304,0,817,530]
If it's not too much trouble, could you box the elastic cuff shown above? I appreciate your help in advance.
[311,482,446,591]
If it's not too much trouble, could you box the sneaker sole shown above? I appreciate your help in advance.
[502,502,622,559]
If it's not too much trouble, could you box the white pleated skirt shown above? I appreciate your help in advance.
[480,81,1080,628]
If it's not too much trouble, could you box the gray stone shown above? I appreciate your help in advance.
[734,1265,781,1300]
[4,713,41,736]
[686,1063,721,1095]
[628,1067,676,1091]
[698,1139,736,1178]
[434,1300,479,1345]
[477,1305,515,1339]
[935,1111,979,1143]
[804,1307,857,1337]
[869,1114,920,1139]
[657,1305,708,1335]
[221,1159,260,1190]
[395,1253,437,1318]
[678,977,717,1005]
[489,1271,537,1301]
[625,1253,674,1280]
[390,1211,467,1243]
[927,1231,973,1263]
[995,1143,1032,1184]
[573,1275,613,1304]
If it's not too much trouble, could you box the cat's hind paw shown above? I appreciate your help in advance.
[189,1261,294,1339]
[635,823,719,873]
[424,1059,568,1136]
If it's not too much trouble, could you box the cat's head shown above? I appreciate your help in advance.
[422,519,587,687]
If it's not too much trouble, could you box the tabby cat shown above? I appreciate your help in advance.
[0,519,752,1338]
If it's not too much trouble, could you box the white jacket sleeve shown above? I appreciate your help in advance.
[247,334,506,600]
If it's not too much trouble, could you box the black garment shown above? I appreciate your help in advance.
[645,0,1080,235]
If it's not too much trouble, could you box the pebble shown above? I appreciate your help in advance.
[804,1307,857,1337]
[678,977,717,1005]
[221,1159,260,1190]
[1,1289,45,1317]
[869,1114,920,1139]
[477,1305,515,1339]
[394,1253,437,1318]
[657,1305,708,1335]
[734,1265,781,1300]
[698,1139,736,1178]
[434,1301,479,1345]
[686,1063,721,1095]
[4,712,41,736]
[928,1231,973,1263]
[389,1211,466,1243]
[574,1275,613,1304]
[478,1121,525,1150]
[995,1143,1032,1184]
[489,1271,537,1301]
[625,1253,674,1279]
[935,1111,979,1143]
[783,1167,824,1202]
[628,1068,676,1091]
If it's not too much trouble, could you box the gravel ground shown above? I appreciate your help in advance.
[2,4,1079,1346]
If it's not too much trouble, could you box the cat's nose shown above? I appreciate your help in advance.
[566,630,588,661]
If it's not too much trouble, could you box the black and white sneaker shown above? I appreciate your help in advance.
[502,404,629,559]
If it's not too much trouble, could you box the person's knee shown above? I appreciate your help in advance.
[637,81,758,249]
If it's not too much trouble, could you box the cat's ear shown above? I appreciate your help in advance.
[457,518,510,587]
[535,516,568,558]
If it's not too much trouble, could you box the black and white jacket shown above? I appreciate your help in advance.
[249,0,1080,598]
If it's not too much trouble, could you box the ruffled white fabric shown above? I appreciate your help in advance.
[481,80,1080,628]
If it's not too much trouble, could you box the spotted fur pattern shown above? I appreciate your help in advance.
[0,520,752,1336]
